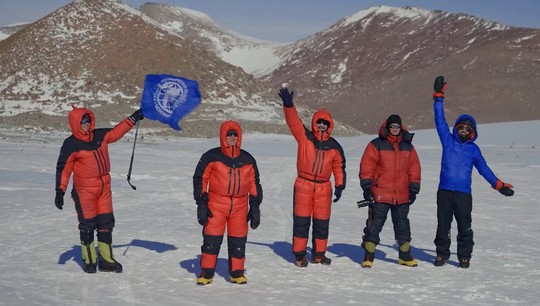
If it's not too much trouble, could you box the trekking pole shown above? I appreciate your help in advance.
[126,118,140,190]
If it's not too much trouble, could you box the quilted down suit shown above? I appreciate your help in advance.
[284,105,346,262]
[433,96,508,261]
[55,106,138,273]
[55,107,136,232]
[193,121,263,279]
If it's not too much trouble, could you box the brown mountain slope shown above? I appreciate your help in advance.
[0,0,362,137]
[265,6,540,133]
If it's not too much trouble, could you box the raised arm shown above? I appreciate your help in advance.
[433,76,452,145]
[104,109,143,143]
[279,86,306,142]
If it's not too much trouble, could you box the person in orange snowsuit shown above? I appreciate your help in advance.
[278,86,346,267]
[193,120,263,285]
[55,106,143,273]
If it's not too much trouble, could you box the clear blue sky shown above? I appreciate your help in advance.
[1,0,539,41]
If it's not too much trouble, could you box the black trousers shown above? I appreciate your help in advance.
[362,202,411,246]
[434,189,474,259]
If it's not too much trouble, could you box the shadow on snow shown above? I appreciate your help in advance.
[58,239,177,270]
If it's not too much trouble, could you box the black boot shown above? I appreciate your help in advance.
[295,257,308,267]
[310,255,332,265]
[458,257,470,269]
[434,254,450,267]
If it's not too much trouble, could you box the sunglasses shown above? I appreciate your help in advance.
[316,119,329,126]
[457,125,472,133]
[226,131,238,137]
[81,118,91,124]
[389,124,401,129]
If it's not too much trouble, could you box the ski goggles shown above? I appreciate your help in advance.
[456,124,472,133]
[316,119,329,126]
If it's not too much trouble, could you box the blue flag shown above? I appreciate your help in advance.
[140,74,202,130]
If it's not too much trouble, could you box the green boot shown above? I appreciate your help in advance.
[97,230,122,273]
[397,241,418,267]
[81,242,97,273]
[80,231,96,273]
[361,241,376,268]
[97,241,123,273]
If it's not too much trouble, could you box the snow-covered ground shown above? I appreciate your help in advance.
[1,120,538,305]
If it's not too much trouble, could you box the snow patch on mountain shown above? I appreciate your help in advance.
[342,6,434,27]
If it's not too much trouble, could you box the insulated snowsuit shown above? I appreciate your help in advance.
[55,107,136,232]
[359,120,421,246]
[193,121,263,276]
[433,97,499,259]
[284,106,346,260]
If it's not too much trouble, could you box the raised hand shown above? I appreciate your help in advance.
[433,76,447,99]
[278,87,294,108]
[129,109,144,123]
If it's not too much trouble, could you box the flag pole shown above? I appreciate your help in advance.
[127,118,140,190]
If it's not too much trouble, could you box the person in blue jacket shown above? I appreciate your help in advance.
[432,76,514,268]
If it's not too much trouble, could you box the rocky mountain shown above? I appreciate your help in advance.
[0,24,28,41]
[0,0,358,137]
[1,2,538,137]
[138,3,285,77]
[264,6,540,133]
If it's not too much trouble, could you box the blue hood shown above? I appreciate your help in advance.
[453,114,478,142]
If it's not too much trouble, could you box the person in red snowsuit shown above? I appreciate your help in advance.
[278,86,346,267]
[359,114,421,268]
[55,106,143,273]
[193,120,263,285]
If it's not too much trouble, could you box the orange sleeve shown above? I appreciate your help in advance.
[408,147,421,185]
[104,118,135,144]
[359,143,379,181]
[201,162,212,193]
[284,106,306,143]
[59,154,75,192]
[332,149,346,188]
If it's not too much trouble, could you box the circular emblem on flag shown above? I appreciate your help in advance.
[153,78,189,118]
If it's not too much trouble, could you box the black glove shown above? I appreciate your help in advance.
[433,76,446,99]
[55,190,65,210]
[409,192,417,205]
[495,180,514,197]
[196,193,212,226]
[363,188,374,202]
[278,87,294,108]
[247,196,261,229]
[128,109,144,123]
[499,186,514,196]
[333,186,343,203]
